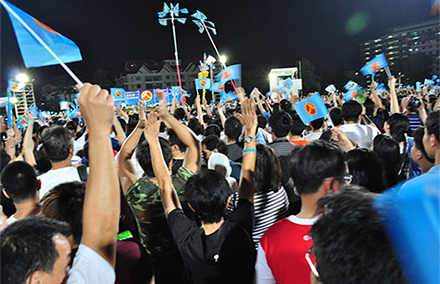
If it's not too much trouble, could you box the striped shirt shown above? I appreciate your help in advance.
[407,113,422,130]
[253,187,290,249]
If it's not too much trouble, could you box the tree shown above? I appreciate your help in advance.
[92,68,113,90]
[295,58,320,94]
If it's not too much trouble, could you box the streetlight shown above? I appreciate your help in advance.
[16,73,29,83]
[219,55,227,65]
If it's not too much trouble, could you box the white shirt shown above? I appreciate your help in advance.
[38,167,81,199]
[339,123,380,149]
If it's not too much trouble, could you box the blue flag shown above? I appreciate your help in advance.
[211,82,225,95]
[111,88,125,101]
[344,80,358,91]
[195,78,212,90]
[220,91,238,104]
[7,80,24,92]
[140,90,156,103]
[3,1,82,68]
[215,64,241,85]
[293,93,329,125]
[424,79,435,86]
[281,78,293,89]
[16,116,28,129]
[344,86,366,103]
[360,53,388,76]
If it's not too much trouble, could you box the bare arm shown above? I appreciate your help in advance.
[78,83,120,268]
[218,103,226,129]
[22,110,36,166]
[113,114,127,148]
[255,91,267,115]
[370,81,384,110]
[195,93,205,126]
[388,76,400,114]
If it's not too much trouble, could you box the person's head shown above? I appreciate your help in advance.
[257,114,268,130]
[168,128,187,156]
[1,216,72,284]
[329,107,343,127]
[269,110,293,138]
[41,181,86,246]
[203,124,221,138]
[1,161,38,204]
[136,137,172,177]
[41,126,74,162]
[289,111,306,136]
[202,135,228,161]
[188,117,203,136]
[310,118,324,131]
[224,116,243,142]
[345,149,387,193]
[207,152,232,178]
[373,135,400,187]
[407,96,422,113]
[423,110,439,162]
[279,99,292,111]
[184,169,231,224]
[254,144,281,193]
[289,140,346,195]
[385,113,410,142]
[411,127,435,172]
[309,189,406,284]
[342,100,362,122]
[173,107,186,121]
[363,98,375,117]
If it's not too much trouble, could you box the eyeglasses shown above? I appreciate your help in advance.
[305,247,320,280]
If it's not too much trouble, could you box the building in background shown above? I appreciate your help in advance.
[360,18,440,77]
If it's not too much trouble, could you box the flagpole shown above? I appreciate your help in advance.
[169,9,184,104]
[0,0,83,87]
[6,90,12,128]
[201,20,238,94]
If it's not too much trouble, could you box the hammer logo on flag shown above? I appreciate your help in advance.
[305,103,317,115]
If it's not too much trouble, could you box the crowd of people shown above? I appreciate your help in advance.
[0,75,439,284]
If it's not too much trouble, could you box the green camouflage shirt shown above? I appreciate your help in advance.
[125,166,193,262]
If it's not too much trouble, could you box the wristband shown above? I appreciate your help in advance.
[243,148,257,153]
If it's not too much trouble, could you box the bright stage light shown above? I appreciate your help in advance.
[16,73,29,82]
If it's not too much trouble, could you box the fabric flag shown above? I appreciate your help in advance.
[66,107,81,118]
[211,82,225,95]
[59,101,70,110]
[325,84,336,94]
[416,82,422,92]
[3,1,82,68]
[111,88,125,100]
[7,80,24,92]
[171,86,188,102]
[28,105,39,118]
[344,80,358,91]
[16,116,28,129]
[360,54,388,76]
[215,64,241,85]
[424,79,435,86]
[344,86,366,103]
[250,87,260,98]
[293,93,329,125]
[140,90,155,103]
[220,91,238,104]
[195,78,212,90]
[431,0,440,15]
[281,78,294,89]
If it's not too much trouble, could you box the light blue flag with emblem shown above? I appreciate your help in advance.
[215,64,241,85]
[220,91,238,104]
[293,93,329,125]
[2,0,82,68]
[16,116,28,129]
[344,86,366,103]
[195,78,212,90]
[211,82,225,95]
[424,79,435,86]
[360,53,388,76]
[111,88,125,101]
[7,80,24,92]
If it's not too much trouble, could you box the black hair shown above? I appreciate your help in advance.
[35,147,52,174]
[224,116,243,141]
[0,148,11,172]
[310,189,407,284]
[188,117,203,136]
[257,114,268,130]
[254,144,281,193]
[136,137,172,177]
[1,161,38,203]
[329,107,343,127]
[174,108,186,121]
[373,135,400,187]
[41,126,73,162]
[288,111,306,136]
[425,110,439,142]
[210,116,224,132]
[202,135,228,155]
[269,110,292,138]
[168,128,187,153]
[279,99,292,111]
[387,113,410,142]
[41,181,85,245]
[289,140,345,195]
[204,124,221,138]
[184,169,231,223]
[342,100,362,122]
[345,149,387,193]
[203,114,213,126]
[413,127,435,164]
[363,98,375,117]
[1,216,71,284]
[310,118,324,130]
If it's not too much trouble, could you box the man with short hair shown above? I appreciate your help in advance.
[304,118,325,141]
[224,116,244,162]
[268,110,295,157]
[1,161,40,225]
[340,100,380,148]
[255,140,347,284]
[38,126,82,199]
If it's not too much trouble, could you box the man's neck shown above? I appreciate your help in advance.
[173,152,185,159]
[202,218,225,235]
[226,138,237,145]
[289,134,302,141]
[51,159,72,170]
[13,199,40,219]
[345,120,358,125]
[295,193,323,219]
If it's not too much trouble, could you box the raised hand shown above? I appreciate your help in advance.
[144,112,161,142]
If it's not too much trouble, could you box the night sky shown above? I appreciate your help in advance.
[0,0,433,92]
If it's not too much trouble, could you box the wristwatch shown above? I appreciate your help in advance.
[243,136,256,143]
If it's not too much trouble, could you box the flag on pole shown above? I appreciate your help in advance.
[215,64,241,85]
[7,80,24,92]
[16,116,28,129]
[344,86,366,103]
[344,80,358,91]
[281,78,294,89]
[220,91,238,104]
[2,0,82,68]
[293,93,329,125]
[424,79,435,86]
[211,82,225,95]
[360,54,388,76]
[195,78,212,90]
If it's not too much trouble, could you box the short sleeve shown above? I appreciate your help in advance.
[67,244,115,284]
[167,209,198,245]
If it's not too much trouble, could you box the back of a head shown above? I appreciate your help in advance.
[329,107,343,127]
[42,126,74,162]
[345,149,387,193]
[168,128,187,153]
[342,100,362,122]
[310,118,324,131]
[280,99,292,111]
[257,114,268,130]
[224,116,243,141]
[184,169,231,224]
[363,98,375,117]
[289,140,345,195]
[387,113,410,142]
[188,117,203,136]
[254,144,281,193]
[204,124,221,138]
[373,135,400,187]
[310,189,406,284]
[202,135,228,155]
[289,111,306,136]
[1,161,38,203]
[1,216,71,284]
[425,110,439,142]
[136,137,172,177]
[269,110,293,138]
[41,181,86,245]
[174,107,186,121]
